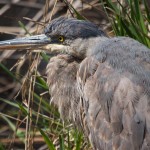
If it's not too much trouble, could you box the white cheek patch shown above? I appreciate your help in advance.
[44,44,67,53]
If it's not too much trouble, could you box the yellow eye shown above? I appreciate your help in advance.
[58,36,64,42]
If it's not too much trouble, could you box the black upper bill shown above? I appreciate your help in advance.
[0,34,51,50]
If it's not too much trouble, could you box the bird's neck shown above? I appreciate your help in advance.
[71,36,109,59]
[86,36,109,57]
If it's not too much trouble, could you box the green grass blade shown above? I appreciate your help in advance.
[1,115,25,142]
[0,143,5,150]
[63,0,86,20]
[39,128,56,150]
[18,21,31,36]
[59,135,65,150]
[36,75,48,90]
[104,0,120,14]
[144,0,150,22]
[40,52,49,62]
[0,63,20,82]
[75,132,82,150]
[67,130,71,150]
[0,97,20,108]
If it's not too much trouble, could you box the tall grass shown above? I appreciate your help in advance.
[102,0,150,47]
[0,0,149,149]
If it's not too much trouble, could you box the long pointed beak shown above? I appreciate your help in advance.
[0,34,51,50]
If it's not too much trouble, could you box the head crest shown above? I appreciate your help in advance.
[44,17,107,39]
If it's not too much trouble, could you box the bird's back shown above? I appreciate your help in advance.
[78,36,150,149]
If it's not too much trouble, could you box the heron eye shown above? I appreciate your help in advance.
[58,36,64,42]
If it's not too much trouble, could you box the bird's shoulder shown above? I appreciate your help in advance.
[83,36,150,88]
[90,36,150,68]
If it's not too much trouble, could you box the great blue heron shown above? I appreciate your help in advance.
[0,17,150,150]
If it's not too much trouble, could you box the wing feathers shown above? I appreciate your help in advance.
[78,55,150,149]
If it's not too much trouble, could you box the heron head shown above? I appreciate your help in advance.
[44,17,107,58]
[0,17,107,59]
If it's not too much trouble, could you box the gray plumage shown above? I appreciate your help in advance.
[44,17,107,40]
[1,17,150,150]
[46,17,150,150]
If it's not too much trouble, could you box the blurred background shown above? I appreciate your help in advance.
[0,0,149,149]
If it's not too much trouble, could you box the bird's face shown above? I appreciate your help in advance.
[0,17,107,59]
[44,17,107,58]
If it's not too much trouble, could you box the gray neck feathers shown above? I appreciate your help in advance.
[70,36,109,58]
[87,37,109,57]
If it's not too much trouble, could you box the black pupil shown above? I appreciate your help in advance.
[59,37,62,40]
